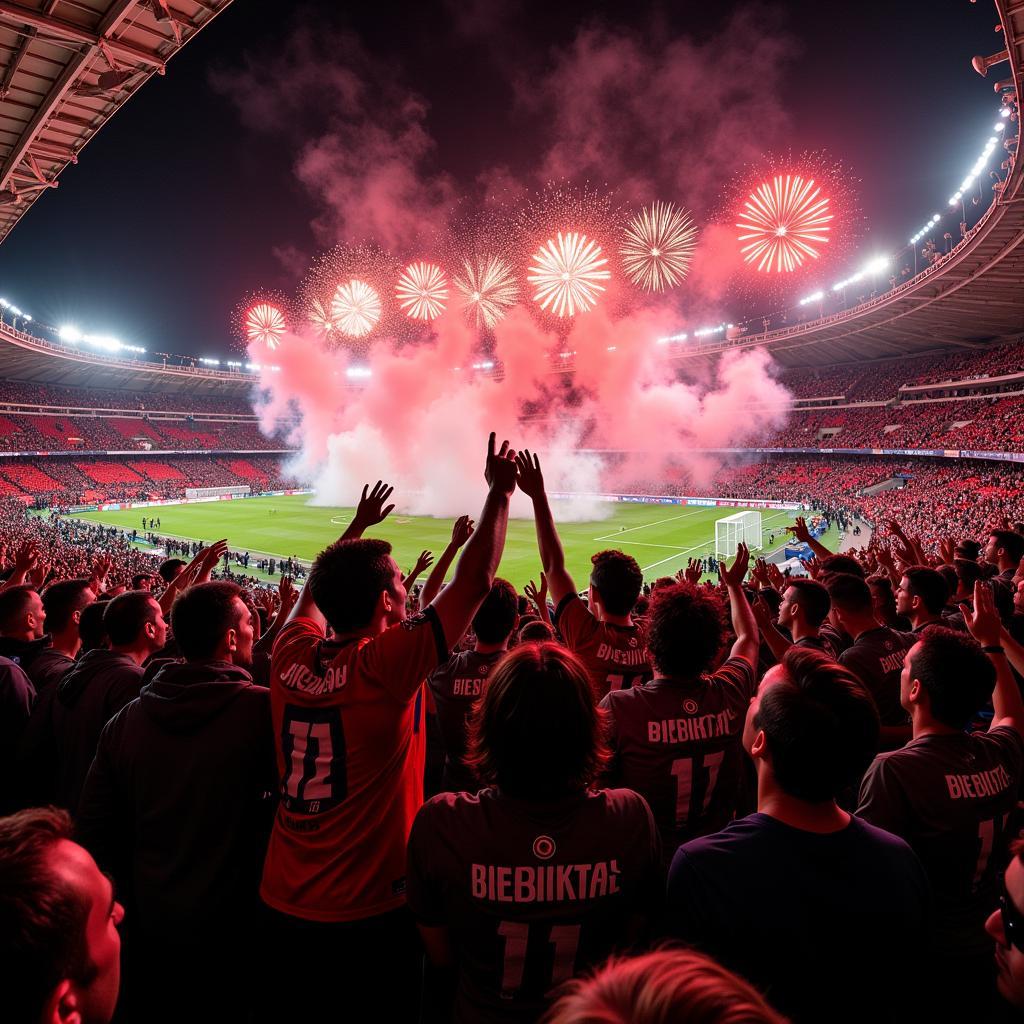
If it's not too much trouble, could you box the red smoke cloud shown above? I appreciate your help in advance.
[223,6,798,516]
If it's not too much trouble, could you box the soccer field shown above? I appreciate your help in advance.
[70,494,839,586]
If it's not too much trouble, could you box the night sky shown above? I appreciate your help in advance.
[0,0,1007,356]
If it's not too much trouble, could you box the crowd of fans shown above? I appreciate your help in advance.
[0,381,254,415]
[778,341,1024,403]
[0,455,300,507]
[3,434,1024,1024]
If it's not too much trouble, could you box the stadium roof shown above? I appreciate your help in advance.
[0,319,258,394]
[0,0,234,245]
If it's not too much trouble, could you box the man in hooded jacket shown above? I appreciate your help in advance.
[77,581,275,1024]
[49,591,166,812]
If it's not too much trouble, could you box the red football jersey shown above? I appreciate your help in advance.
[260,608,447,922]
[553,594,652,698]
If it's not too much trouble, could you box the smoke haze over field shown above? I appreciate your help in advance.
[225,4,799,515]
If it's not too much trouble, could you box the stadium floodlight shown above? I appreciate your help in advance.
[59,325,82,342]
[346,366,372,379]
[799,290,824,306]
[23,315,30,322]
[1000,107,1011,118]
[995,122,1005,132]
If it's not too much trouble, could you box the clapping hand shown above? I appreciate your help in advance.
[679,558,703,585]
[513,447,544,499]
[718,543,751,588]
[964,581,1003,648]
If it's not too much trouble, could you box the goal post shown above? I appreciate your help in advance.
[715,510,762,559]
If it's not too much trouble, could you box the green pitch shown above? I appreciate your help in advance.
[69,494,839,586]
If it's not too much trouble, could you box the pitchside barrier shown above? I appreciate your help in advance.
[548,491,807,511]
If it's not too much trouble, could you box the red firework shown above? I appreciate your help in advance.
[736,175,832,273]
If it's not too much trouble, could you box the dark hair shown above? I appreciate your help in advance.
[308,538,396,633]
[956,539,982,560]
[170,582,244,661]
[784,578,831,628]
[991,530,1024,565]
[0,807,96,1022]
[826,573,873,615]
[755,646,880,801]
[909,628,996,729]
[953,558,984,592]
[590,550,643,616]
[131,573,152,589]
[758,587,782,615]
[0,584,37,633]
[646,582,725,679]
[818,554,864,579]
[157,558,186,583]
[467,643,608,800]
[41,580,93,635]
[516,595,530,616]
[103,590,159,647]
[472,579,518,644]
[518,619,555,643]
[77,602,110,653]
[901,566,949,616]
[936,564,957,595]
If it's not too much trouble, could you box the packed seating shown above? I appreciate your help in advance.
[2,434,1024,1024]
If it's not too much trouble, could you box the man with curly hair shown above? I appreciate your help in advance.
[599,545,758,855]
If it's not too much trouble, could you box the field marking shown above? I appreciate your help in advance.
[639,511,796,574]
[329,515,350,526]
[593,508,705,541]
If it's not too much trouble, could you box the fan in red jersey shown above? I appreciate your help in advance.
[258,436,518,1021]
[513,450,652,698]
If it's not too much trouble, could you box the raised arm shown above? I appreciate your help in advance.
[965,581,1024,735]
[403,550,434,593]
[789,517,831,561]
[420,515,474,609]
[430,434,516,644]
[157,539,227,615]
[288,481,396,629]
[514,449,575,605]
[719,543,758,668]
[752,591,791,663]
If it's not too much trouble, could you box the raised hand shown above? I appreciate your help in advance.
[353,480,395,530]
[964,581,1003,648]
[680,558,703,585]
[28,559,50,589]
[451,515,475,548]
[719,542,750,589]
[788,517,812,544]
[766,562,786,590]
[485,433,518,496]
[278,575,298,613]
[411,550,434,577]
[939,538,956,566]
[524,572,548,609]
[14,542,39,572]
[513,447,545,499]
[752,593,775,630]
[806,555,821,580]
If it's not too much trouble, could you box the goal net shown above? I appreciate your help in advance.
[715,510,762,559]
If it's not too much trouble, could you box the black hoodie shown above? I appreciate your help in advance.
[77,659,276,943]
[51,649,145,811]
[0,633,51,672]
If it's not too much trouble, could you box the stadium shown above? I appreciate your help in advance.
[1,1,1024,1022]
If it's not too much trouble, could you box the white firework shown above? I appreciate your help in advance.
[528,231,611,318]
[620,201,698,292]
[453,256,519,329]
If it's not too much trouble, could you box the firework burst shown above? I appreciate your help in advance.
[453,256,519,329]
[331,279,382,337]
[528,232,611,318]
[244,302,287,349]
[736,174,832,273]
[620,201,697,292]
[395,261,448,321]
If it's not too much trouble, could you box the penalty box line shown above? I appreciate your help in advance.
[592,508,706,542]
[640,510,794,574]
